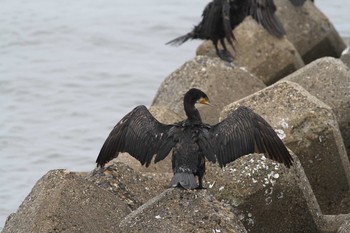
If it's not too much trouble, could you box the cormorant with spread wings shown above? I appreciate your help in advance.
[166,0,286,62]
[96,88,293,189]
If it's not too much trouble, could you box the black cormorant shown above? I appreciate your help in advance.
[166,0,286,62]
[96,88,293,189]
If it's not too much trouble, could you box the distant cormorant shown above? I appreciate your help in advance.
[96,88,293,189]
[166,0,286,62]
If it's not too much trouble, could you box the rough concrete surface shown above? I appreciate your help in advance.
[283,57,350,157]
[87,162,170,211]
[119,188,247,233]
[2,170,131,233]
[275,0,346,64]
[221,81,350,215]
[338,219,350,233]
[205,153,319,233]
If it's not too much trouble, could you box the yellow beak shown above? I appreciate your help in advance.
[198,97,213,106]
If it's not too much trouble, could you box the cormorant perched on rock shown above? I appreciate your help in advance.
[166,0,286,62]
[96,88,293,189]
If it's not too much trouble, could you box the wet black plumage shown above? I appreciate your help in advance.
[96,88,293,189]
[166,0,286,62]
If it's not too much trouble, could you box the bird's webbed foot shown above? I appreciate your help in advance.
[217,49,234,62]
[195,185,207,190]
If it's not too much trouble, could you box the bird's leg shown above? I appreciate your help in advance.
[213,40,233,62]
[196,173,206,190]
[219,39,234,62]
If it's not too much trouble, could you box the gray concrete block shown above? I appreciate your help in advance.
[152,55,266,125]
[338,219,350,233]
[221,81,350,215]
[2,170,131,233]
[87,162,170,210]
[119,188,247,233]
[275,0,347,64]
[205,153,320,233]
[283,57,350,158]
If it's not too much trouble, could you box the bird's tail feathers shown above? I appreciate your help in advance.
[166,32,194,46]
[170,173,198,189]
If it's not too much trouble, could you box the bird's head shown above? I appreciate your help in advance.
[184,88,212,106]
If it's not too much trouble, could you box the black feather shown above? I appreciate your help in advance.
[96,89,293,189]
[250,0,286,38]
[209,106,293,168]
[96,105,172,167]
[166,0,286,62]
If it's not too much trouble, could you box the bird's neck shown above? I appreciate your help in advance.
[184,103,202,124]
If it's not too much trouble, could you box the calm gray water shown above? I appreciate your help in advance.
[0,0,349,228]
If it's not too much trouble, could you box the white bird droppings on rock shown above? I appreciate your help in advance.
[208,181,215,189]
[279,119,289,129]
[239,66,248,72]
[275,129,286,140]
[277,192,284,199]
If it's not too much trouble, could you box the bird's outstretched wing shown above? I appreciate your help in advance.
[289,0,307,6]
[249,0,286,38]
[204,106,293,168]
[96,105,173,168]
